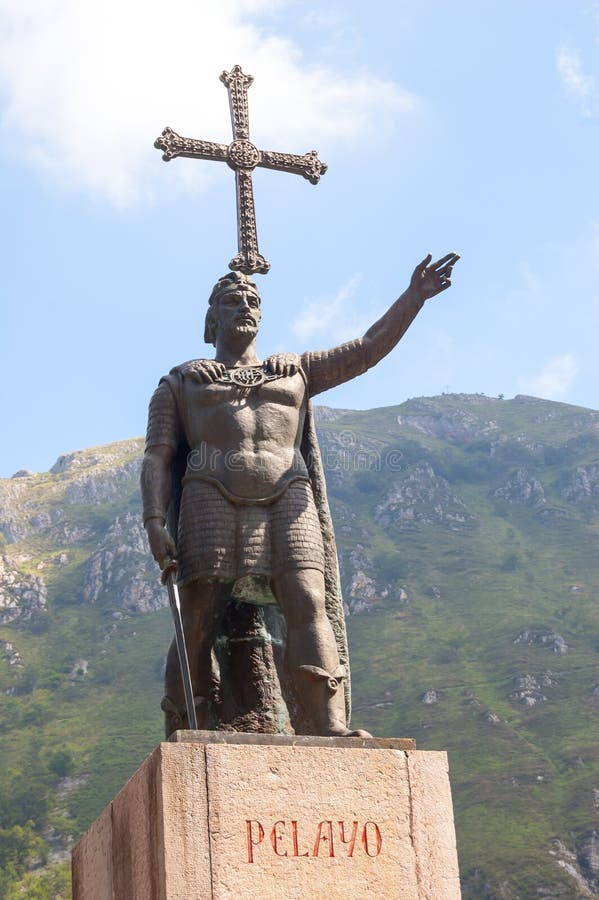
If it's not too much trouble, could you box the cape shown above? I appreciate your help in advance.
[161,361,351,723]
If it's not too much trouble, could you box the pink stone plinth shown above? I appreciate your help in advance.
[72,733,461,899]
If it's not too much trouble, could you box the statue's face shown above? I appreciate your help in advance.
[215,282,261,341]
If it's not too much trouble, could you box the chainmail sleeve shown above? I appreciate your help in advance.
[144,379,181,451]
[300,290,425,398]
[301,339,369,398]
[142,378,182,524]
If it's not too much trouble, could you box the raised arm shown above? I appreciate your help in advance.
[301,253,459,397]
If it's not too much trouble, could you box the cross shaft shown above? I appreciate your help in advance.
[155,65,327,275]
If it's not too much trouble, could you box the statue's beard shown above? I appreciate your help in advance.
[223,321,259,340]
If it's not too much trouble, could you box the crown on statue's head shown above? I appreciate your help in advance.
[208,271,259,305]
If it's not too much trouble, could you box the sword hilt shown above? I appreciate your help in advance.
[161,558,178,585]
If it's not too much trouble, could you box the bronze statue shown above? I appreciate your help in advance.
[141,253,459,737]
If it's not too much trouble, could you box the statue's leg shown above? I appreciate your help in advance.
[162,578,229,737]
[270,568,370,738]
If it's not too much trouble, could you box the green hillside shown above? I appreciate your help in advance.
[0,394,598,898]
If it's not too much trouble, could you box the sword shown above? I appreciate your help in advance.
[161,561,198,730]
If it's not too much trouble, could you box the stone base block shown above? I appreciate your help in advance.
[72,732,461,899]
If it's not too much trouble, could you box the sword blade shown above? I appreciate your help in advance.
[165,571,198,731]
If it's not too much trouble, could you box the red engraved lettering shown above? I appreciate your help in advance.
[246,820,264,863]
[270,821,288,857]
[291,820,309,857]
[338,820,359,857]
[362,821,382,858]
[312,820,335,858]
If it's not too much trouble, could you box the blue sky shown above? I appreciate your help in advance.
[1,0,598,476]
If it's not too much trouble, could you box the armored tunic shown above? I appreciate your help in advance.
[143,339,370,585]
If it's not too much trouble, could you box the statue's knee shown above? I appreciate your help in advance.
[288,586,327,628]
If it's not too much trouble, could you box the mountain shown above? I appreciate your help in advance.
[1,394,598,898]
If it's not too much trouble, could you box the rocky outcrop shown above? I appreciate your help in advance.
[83,513,164,613]
[50,440,143,475]
[0,638,23,668]
[560,465,599,505]
[548,837,598,897]
[0,444,143,545]
[340,545,409,613]
[317,427,387,489]
[421,690,440,705]
[347,571,377,613]
[0,477,42,543]
[0,557,47,624]
[577,831,599,893]
[492,468,546,507]
[514,628,568,655]
[396,396,502,443]
[509,671,557,706]
[313,406,352,423]
[64,458,142,505]
[374,463,476,531]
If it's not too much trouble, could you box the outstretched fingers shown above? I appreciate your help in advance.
[418,252,433,272]
[432,252,460,271]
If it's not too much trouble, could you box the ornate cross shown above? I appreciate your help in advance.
[155,65,328,275]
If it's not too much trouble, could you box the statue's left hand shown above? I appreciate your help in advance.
[410,252,460,301]
[265,353,301,377]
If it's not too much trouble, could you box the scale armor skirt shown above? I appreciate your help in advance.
[176,477,325,585]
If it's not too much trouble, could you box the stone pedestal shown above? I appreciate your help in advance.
[72,732,461,899]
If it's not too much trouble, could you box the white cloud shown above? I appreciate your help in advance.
[519,353,579,400]
[292,275,381,345]
[302,9,346,30]
[556,45,595,115]
[0,0,418,206]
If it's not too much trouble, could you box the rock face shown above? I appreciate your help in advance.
[0,440,147,623]
[340,544,410,614]
[548,836,599,897]
[49,442,141,475]
[0,638,23,669]
[64,459,142,506]
[396,397,501,442]
[347,570,377,613]
[577,830,599,893]
[560,465,599,505]
[492,468,546,507]
[0,556,47,624]
[514,628,568,655]
[0,478,41,543]
[374,463,476,531]
[83,513,164,613]
[421,690,440,705]
[509,672,556,706]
